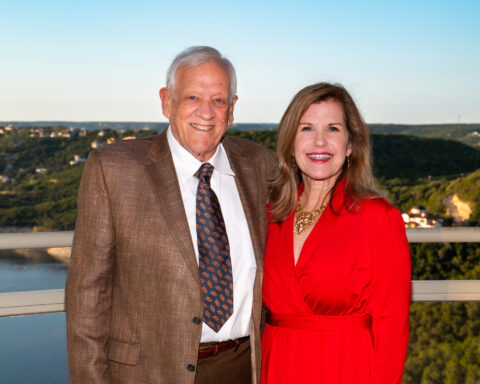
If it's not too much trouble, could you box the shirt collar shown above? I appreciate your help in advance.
[167,126,235,183]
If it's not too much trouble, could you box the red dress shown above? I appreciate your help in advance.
[261,181,411,384]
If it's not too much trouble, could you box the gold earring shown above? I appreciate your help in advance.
[291,156,296,168]
[346,155,350,168]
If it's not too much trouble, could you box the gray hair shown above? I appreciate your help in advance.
[166,46,237,103]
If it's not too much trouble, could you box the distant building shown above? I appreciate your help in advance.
[0,175,11,183]
[69,155,86,166]
[58,130,71,138]
[122,136,137,141]
[91,141,106,149]
[402,206,444,228]
[35,168,47,174]
[29,127,45,137]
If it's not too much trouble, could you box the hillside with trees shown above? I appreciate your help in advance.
[2,126,480,227]
[406,241,480,383]
[2,121,479,146]
[369,123,480,147]
[383,169,480,226]
[2,128,480,229]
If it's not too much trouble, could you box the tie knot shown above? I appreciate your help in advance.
[195,162,214,183]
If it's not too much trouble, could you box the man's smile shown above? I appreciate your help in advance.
[191,123,214,131]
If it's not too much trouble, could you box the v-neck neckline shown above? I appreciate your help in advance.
[290,177,347,271]
[276,177,349,314]
[281,211,315,314]
[292,202,330,270]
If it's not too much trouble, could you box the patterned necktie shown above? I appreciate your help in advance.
[195,162,233,332]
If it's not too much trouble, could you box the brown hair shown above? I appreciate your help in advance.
[269,82,380,222]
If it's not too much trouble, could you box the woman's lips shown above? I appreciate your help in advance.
[306,152,333,160]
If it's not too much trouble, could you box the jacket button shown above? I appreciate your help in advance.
[192,316,201,324]
[187,364,196,372]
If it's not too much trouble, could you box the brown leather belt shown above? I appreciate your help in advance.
[198,336,249,359]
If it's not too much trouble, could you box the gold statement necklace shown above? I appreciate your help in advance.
[293,200,327,236]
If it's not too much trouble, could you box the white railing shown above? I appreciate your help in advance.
[0,289,64,317]
[1,228,480,317]
[0,231,73,250]
[2,227,480,250]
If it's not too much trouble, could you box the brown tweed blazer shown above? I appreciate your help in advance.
[65,128,274,384]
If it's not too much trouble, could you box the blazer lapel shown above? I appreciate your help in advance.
[224,141,266,272]
[223,138,268,382]
[144,130,200,285]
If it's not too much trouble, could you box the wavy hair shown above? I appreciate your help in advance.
[166,46,237,104]
[269,82,380,222]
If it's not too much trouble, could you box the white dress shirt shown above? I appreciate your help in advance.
[167,127,257,342]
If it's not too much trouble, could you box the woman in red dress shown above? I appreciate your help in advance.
[262,83,411,383]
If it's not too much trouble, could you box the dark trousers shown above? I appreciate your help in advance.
[195,340,251,384]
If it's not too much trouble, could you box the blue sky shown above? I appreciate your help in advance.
[1,0,479,124]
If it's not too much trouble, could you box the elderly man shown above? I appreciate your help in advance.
[65,46,274,384]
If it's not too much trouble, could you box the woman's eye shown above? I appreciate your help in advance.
[328,126,339,132]
[187,96,197,101]
[215,98,225,104]
[300,125,312,131]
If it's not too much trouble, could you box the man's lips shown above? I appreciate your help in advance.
[191,123,214,131]
[306,152,333,160]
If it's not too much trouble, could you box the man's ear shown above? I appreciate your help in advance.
[227,95,238,125]
[159,87,172,119]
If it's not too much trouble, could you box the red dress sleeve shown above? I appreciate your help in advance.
[369,203,411,383]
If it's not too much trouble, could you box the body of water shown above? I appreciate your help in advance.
[0,251,69,384]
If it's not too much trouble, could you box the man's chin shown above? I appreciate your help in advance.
[189,145,218,162]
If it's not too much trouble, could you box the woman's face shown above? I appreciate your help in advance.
[293,99,352,186]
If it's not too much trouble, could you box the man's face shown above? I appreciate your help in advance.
[160,61,237,162]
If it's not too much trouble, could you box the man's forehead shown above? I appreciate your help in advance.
[174,63,230,92]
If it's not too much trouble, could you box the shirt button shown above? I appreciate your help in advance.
[187,364,196,372]
[192,316,201,324]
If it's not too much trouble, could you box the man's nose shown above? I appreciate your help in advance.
[196,100,215,120]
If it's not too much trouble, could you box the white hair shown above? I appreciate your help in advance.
[166,46,237,103]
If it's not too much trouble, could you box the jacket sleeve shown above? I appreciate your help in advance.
[370,205,411,383]
[65,150,115,383]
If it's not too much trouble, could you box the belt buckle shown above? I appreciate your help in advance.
[198,343,212,351]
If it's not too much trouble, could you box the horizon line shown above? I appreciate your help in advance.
[1,120,480,126]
